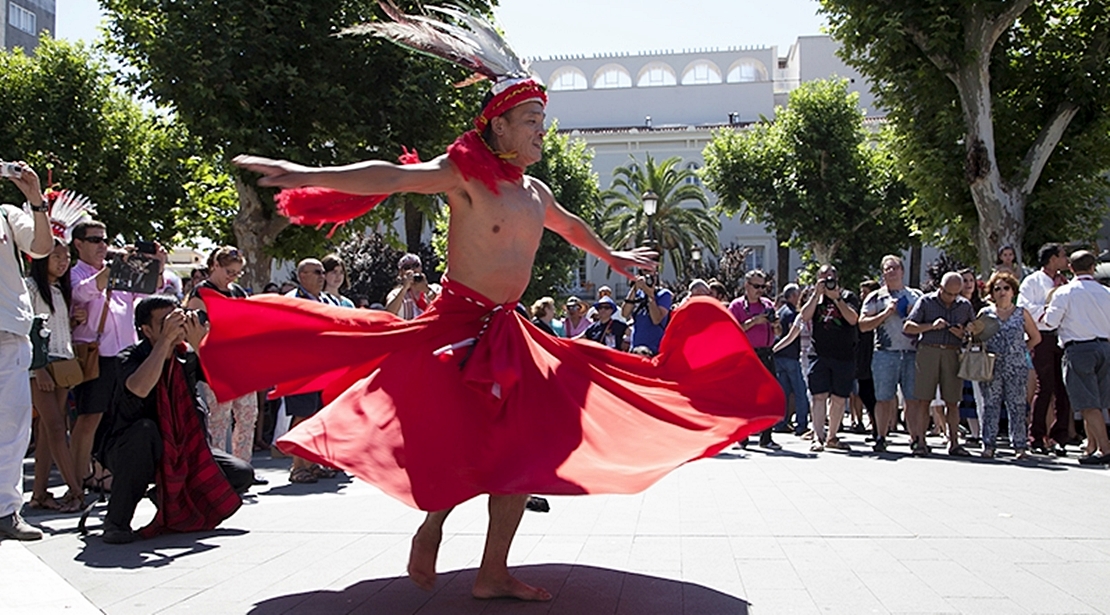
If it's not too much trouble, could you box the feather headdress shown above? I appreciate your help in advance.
[346,2,547,129]
[43,189,96,243]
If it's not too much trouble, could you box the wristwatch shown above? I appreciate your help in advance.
[28,202,48,213]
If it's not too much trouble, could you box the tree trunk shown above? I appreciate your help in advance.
[232,176,290,294]
[953,55,1024,278]
[402,196,424,253]
[777,231,791,287]
[909,240,922,289]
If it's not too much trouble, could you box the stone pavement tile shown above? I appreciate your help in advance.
[873,536,949,562]
[825,537,909,574]
[625,535,682,574]
[1031,539,1110,563]
[545,564,624,614]
[744,587,821,614]
[615,570,682,615]
[102,586,204,615]
[856,570,958,613]
[777,536,850,572]
[589,494,646,536]
[942,597,1033,615]
[523,534,586,565]
[158,561,255,589]
[956,567,1097,615]
[729,536,787,560]
[680,536,743,598]
[1020,562,1110,604]
[900,559,1003,599]
[575,534,632,569]
[735,558,801,590]
[0,541,101,615]
[795,568,888,615]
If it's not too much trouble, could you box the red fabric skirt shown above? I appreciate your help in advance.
[199,280,782,511]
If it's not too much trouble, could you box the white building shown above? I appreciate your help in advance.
[528,35,927,297]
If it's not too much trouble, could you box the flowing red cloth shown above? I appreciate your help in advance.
[446,130,523,194]
[199,281,782,511]
[272,147,423,234]
[138,352,241,539]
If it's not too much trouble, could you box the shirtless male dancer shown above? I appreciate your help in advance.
[235,97,655,600]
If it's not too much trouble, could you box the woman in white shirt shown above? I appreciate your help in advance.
[26,239,86,512]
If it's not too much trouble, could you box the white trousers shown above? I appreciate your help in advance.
[0,331,32,517]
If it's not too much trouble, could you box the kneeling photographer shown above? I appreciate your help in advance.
[99,296,250,544]
[620,271,672,355]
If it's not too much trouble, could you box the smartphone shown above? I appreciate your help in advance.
[135,240,157,254]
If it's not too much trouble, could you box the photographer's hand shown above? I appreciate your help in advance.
[183,311,206,351]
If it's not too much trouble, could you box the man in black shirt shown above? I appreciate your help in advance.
[773,284,809,435]
[800,266,860,451]
[101,296,252,544]
[582,296,628,350]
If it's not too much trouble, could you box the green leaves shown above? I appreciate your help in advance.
[600,153,720,280]
[702,78,912,286]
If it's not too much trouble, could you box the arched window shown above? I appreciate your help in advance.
[549,66,588,91]
[636,62,677,87]
[681,61,722,85]
[684,162,702,186]
[726,59,768,83]
[593,64,632,89]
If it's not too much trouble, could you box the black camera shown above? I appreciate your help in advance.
[644,273,657,288]
[412,273,426,283]
[135,240,157,255]
[187,309,210,327]
[823,278,838,290]
[766,310,778,323]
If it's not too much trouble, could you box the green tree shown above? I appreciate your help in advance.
[103,0,488,291]
[600,154,720,281]
[522,121,603,303]
[0,38,206,245]
[702,78,913,286]
[820,0,1110,272]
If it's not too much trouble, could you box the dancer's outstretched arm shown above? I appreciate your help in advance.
[233,154,460,196]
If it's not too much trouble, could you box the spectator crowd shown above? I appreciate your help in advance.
[3,160,1110,547]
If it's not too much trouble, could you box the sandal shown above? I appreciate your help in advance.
[28,494,61,510]
[59,491,85,513]
[310,464,338,479]
[289,467,318,484]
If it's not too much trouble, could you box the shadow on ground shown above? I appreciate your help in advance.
[75,528,248,569]
[248,563,749,614]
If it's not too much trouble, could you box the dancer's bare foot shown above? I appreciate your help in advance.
[472,572,552,601]
[406,527,441,590]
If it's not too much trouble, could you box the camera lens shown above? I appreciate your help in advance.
[824,279,838,290]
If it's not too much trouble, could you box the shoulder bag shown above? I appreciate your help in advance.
[74,289,111,383]
[957,340,996,382]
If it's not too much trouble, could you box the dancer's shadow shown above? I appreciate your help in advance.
[248,563,749,614]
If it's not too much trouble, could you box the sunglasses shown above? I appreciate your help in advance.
[992,285,1012,292]
[597,305,615,310]
[304,269,325,275]
[77,236,107,244]
[748,283,767,290]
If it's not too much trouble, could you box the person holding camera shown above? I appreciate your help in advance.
[0,161,53,540]
[620,273,673,354]
[70,221,168,491]
[729,269,782,449]
[800,265,860,452]
[99,296,250,544]
[386,253,438,320]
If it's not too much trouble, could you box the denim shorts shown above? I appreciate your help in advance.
[871,349,917,402]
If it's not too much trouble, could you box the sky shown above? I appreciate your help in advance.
[55,0,828,58]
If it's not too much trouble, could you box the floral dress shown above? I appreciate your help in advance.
[979,305,1029,450]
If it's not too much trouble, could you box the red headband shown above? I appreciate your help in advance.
[474,78,547,131]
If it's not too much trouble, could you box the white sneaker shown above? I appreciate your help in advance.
[0,511,43,541]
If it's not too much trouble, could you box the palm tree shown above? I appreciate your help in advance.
[600,154,720,280]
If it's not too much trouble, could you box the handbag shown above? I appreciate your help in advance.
[957,342,996,382]
[74,289,111,383]
[46,358,85,389]
[29,315,50,370]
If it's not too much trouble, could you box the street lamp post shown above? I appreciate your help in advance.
[642,190,658,250]
[690,245,702,279]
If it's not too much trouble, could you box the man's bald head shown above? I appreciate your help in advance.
[941,272,964,294]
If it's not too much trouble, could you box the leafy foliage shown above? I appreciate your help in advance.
[600,154,720,280]
[820,0,1110,270]
[102,0,489,289]
[702,78,913,287]
[521,121,603,304]
[0,38,208,246]
[336,232,441,307]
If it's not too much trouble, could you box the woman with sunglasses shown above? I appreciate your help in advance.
[187,246,259,464]
[977,271,1041,459]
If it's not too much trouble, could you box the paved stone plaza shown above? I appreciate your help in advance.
[4,432,1110,614]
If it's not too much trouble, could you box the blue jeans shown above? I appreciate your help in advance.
[775,356,810,434]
